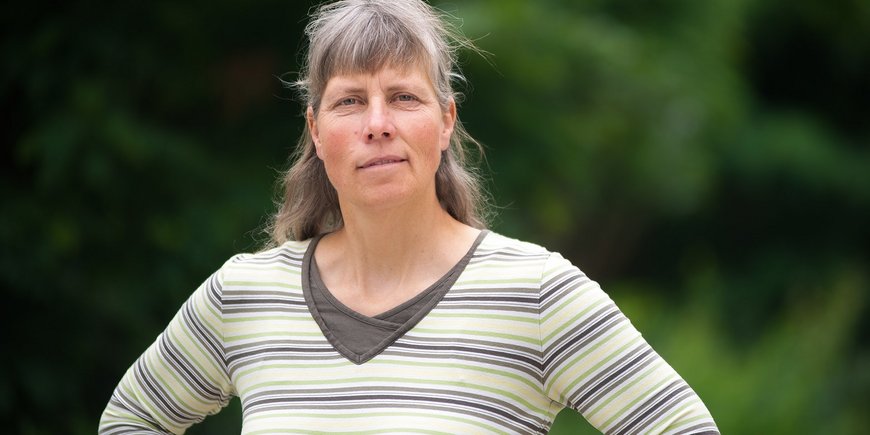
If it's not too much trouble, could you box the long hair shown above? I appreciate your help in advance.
[267,0,489,244]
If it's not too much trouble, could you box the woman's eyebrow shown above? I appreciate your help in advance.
[326,85,366,96]
[324,78,429,96]
[385,82,428,94]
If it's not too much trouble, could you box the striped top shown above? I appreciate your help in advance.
[100,232,718,434]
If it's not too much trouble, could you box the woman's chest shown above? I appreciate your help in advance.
[227,303,553,434]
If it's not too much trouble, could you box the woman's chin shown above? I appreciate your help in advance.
[343,185,431,213]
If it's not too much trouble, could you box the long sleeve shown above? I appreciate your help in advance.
[99,268,234,434]
[539,253,718,434]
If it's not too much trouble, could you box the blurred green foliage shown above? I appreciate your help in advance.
[2,0,868,433]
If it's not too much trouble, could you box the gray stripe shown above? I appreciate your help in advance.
[399,335,541,358]
[227,344,340,365]
[619,387,695,435]
[610,381,689,435]
[133,358,197,425]
[445,286,543,295]
[108,393,163,431]
[158,336,225,401]
[229,250,304,265]
[243,400,531,434]
[540,269,590,311]
[435,303,540,314]
[223,289,305,299]
[179,300,226,371]
[384,348,542,380]
[674,424,719,435]
[543,305,625,374]
[572,347,655,412]
[244,385,547,432]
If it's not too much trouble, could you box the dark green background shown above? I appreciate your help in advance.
[3,0,869,433]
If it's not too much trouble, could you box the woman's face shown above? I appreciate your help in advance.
[308,66,456,213]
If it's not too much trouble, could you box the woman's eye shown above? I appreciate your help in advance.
[335,97,362,107]
[395,94,417,102]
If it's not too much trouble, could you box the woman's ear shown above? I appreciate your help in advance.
[307,106,323,158]
[440,98,457,151]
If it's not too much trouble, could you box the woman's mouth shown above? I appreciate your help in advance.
[359,157,406,169]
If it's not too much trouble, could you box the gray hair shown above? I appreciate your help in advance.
[268,0,489,244]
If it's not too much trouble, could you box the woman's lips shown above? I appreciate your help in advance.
[359,157,406,169]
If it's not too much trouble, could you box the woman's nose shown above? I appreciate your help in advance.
[364,100,395,141]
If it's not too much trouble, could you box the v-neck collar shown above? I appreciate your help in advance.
[300,230,489,364]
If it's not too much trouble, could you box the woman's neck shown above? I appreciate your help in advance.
[314,196,479,316]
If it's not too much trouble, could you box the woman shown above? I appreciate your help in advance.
[100,0,719,433]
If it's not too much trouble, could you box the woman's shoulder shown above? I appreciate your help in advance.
[478,230,553,257]
[477,231,582,275]
[217,239,313,277]
[471,231,558,275]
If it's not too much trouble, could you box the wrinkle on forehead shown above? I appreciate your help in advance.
[322,67,436,100]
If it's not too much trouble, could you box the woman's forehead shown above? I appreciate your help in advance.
[325,56,432,81]
[322,64,436,93]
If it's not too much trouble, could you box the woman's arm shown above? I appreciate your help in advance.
[539,253,718,434]
[99,270,234,434]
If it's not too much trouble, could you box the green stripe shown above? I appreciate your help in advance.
[427,312,538,324]
[228,264,302,275]
[223,280,301,289]
[587,357,664,420]
[372,358,542,392]
[224,315,316,323]
[540,281,600,326]
[240,376,547,415]
[171,320,228,394]
[245,411,509,435]
[545,324,636,397]
[224,330,323,341]
[236,361,353,379]
[646,410,710,435]
[412,328,540,345]
[541,294,609,344]
[599,363,674,429]
[458,277,540,285]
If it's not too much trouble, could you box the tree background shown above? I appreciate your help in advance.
[2,0,869,433]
